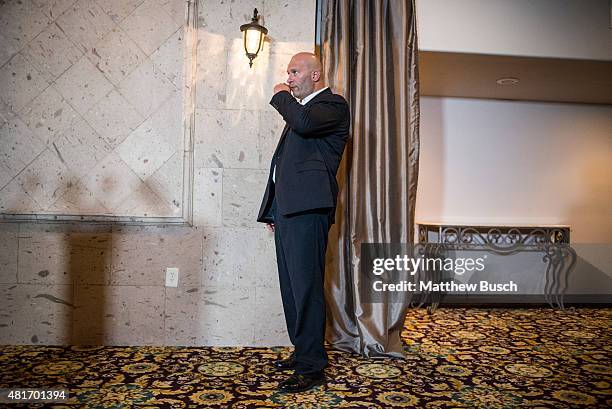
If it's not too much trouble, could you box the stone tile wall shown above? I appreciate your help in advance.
[0,0,185,218]
[0,0,316,345]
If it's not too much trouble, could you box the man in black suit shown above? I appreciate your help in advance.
[257,52,350,393]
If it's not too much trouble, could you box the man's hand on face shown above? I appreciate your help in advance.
[274,83,290,94]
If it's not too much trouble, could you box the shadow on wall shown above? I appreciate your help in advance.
[69,227,111,345]
[3,223,111,346]
[9,222,207,346]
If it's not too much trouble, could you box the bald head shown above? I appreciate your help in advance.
[286,52,325,100]
[291,52,322,72]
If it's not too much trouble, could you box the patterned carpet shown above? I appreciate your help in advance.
[1,307,610,408]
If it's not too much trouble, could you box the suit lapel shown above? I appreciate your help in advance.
[269,124,290,179]
[273,124,290,159]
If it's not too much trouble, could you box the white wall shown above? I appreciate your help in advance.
[416,0,612,60]
[416,97,612,243]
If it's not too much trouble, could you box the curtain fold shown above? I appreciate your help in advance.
[322,0,420,357]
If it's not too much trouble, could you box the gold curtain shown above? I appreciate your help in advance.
[321,0,420,357]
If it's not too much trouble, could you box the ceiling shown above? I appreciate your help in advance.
[419,51,612,105]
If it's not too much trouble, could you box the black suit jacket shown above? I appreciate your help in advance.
[257,88,350,224]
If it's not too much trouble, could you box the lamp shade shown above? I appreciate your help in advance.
[240,8,268,67]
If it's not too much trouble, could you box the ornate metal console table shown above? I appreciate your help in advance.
[416,222,577,309]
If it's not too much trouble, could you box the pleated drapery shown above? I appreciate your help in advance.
[321,0,420,357]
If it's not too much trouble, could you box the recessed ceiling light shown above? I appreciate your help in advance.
[496,77,520,85]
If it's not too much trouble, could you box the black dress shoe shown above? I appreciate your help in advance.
[273,352,296,369]
[278,372,325,393]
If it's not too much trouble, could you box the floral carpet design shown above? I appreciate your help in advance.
[1,307,610,408]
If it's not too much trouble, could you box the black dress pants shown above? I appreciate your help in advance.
[273,200,332,375]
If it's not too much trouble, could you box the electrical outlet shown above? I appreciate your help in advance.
[165,267,179,287]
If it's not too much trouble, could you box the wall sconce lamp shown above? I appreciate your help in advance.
[240,8,268,68]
